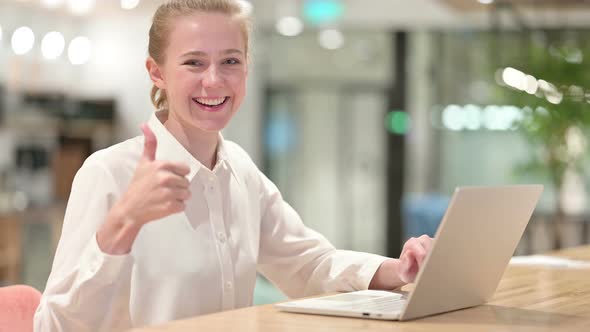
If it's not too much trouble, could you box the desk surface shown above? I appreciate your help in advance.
[130,246,590,332]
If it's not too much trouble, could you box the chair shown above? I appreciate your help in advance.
[0,285,42,332]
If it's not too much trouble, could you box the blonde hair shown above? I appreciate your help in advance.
[148,0,251,111]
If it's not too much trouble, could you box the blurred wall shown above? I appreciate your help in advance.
[0,3,263,165]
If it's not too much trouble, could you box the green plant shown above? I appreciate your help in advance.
[496,32,590,249]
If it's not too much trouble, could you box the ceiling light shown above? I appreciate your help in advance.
[318,29,344,50]
[11,26,35,55]
[41,0,65,9]
[42,31,65,60]
[276,16,304,37]
[121,0,140,10]
[68,36,92,65]
[67,0,95,15]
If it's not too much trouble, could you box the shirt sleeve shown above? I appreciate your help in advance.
[34,160,134,332]
[256,171,390,298]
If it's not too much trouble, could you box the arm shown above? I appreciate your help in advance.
[369,235,434,290]
[256,172,390,298]
[368,259,403,290]
[34,161,134,332]
[34,125,190,331]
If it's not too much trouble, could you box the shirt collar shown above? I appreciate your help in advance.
[147,111,236,180]
[215,132,238,178]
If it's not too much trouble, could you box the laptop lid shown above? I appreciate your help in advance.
[400,185,543,320]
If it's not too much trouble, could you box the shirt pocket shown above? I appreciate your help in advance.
[132,213,217,280]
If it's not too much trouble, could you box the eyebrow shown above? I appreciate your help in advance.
[181,49,243,57]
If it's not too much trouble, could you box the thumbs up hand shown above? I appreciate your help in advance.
[97,124,191,254]
[122,124,192,224]
[142,122,158,162]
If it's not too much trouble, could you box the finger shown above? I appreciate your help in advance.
[174,189,191,201]
[404,249,423,282]
[400,240,415,264]
[158,173,190,189]
[402,237,424,257]
[141,123,157,161]
[159,161,191,177]
[402,237,416,250]
[414,244,427,266]
[159,188,191,201]
[405,237,430,266]
[415,236,433,266]
[163,200,185,214]
[406,243,426,266]
[400,251,414,282]
[402,251,413,270]
[418,235,433,254]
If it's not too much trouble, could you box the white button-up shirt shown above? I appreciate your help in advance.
[34,111,389,331]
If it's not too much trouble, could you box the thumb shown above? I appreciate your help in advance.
[141,123,157,161]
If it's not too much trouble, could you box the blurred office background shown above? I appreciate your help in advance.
[1,0,590,304]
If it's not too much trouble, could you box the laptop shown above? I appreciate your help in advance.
[276,185,544,321]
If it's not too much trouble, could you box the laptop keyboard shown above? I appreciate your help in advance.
[338,296,406,313]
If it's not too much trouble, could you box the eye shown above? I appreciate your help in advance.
[224,58,241,65]
[184,60,203,66]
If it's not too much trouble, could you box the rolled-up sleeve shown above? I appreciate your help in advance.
[256,172,389,298]
[34,159,134,332]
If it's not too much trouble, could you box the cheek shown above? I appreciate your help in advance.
[231,76,247,98]
[166,67,192,86]
[168,84,193,107]
[179,74,197,89]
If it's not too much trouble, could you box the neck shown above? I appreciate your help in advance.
[163,111,219,170]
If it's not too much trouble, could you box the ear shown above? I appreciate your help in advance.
[146,57,166,90]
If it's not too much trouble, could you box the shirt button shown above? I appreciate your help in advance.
[208,176,215,182]
[217,232,226,244]
[225,281,233,290]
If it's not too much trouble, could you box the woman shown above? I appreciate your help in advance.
[34,0,432,331]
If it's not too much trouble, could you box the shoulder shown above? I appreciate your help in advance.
[221,140,282,199]
[223,139,260,172]
[222,139,270,188]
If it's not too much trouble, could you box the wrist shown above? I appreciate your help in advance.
[369,259,404,290]
[97,203,141,255]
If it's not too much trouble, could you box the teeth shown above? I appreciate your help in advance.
[195,97,226,106]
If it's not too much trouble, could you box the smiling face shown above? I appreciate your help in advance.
[147,12,248,133]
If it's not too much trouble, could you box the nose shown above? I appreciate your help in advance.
[202,65,223,88]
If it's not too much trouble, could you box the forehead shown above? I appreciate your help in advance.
[167,12,246,56]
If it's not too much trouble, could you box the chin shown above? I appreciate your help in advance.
[195,119,231,133]
[183,111,231,132]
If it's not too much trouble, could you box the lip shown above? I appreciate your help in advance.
[192,97,229,112]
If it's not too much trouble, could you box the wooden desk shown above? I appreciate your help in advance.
[130,246,590,332]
